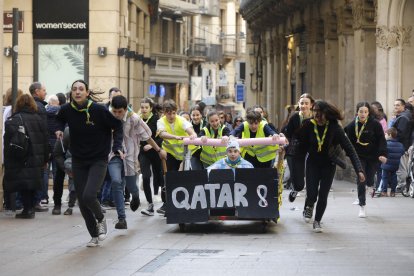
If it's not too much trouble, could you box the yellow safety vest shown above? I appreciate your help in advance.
[161,115,188,160]
[241,121,278,162]
[200,126,227,165]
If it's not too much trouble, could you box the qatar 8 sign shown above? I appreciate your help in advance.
[165,169,279,224]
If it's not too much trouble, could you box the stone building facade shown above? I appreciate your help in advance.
[240,0,414,126]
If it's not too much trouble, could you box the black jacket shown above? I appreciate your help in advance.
[4,108,49,192]
[344,117,387,161]
[296,119,363,174]
[56,101,123,160]
[392,109,412,150]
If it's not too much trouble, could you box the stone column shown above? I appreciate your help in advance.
[324,13,339,104]
[337,4,355,121]
[307,17,325,99]
[352,0,376,105]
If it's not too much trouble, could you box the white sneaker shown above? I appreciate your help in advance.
[358,206,366,218]
[352,199,359,205]
[86,237,99,247]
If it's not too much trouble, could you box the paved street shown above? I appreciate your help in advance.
[1,179,414,276]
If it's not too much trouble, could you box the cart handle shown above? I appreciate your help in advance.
[182,137,288,147]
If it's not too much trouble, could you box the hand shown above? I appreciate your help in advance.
[189,134,197,140]
[158,149,167,160]
[175,136,183,140]
[116,150,125,160]
[378,156,387,164]
[358,172,365,183]
[271,134,280,141]
[55,130,63,140]
[221,136,229,144]
[143,144,152,152]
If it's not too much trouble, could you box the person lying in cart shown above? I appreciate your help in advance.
[207,139,254,171]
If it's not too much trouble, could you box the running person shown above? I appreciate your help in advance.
[139,98,164,216]
[157,99,197,214]
[199,110,230,168]
[344,102,387,218]
[296,100,365,232]
[56,80,123,247]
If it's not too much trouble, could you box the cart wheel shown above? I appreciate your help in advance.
[179,223,186,232]
[261,221,267,233]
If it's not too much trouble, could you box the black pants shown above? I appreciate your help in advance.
[21,189,35,212]
[52,166,66,206]
[162,153,182,203]
[72,158,107,238]
[290,153,306,192]
[357,158,377,206]
[139,149,163,204]
[305,159,336,222]
[244,154,272,168]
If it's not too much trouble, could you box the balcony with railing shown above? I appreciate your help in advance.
[149,52,189,83]
[222,37,237,58]
[187,37,208,61]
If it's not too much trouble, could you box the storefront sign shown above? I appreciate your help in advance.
[166,169,279,224]
[33,0,89,39]
[3,11,24,32]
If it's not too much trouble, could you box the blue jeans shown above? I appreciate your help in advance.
[108,157,139,219]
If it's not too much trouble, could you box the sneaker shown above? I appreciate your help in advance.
[352,199,359,205]
[303,205,313,223]
[390,192,396,197]
[97,218,108,241]
[313,221,323,233]
[130,197,140,212]
[52,205,61,215]
[124,198,130,206]
[86,237,99,247]
[34,204,48,212]
[41,199,49,205]
[358,206,366,218]
[101,202,111,210]
[115,218,128,229]
[15,210,35,219]
[156,203,166,215]
[64,207,73,215]
[141,203,154,216]
[288,191,298,202]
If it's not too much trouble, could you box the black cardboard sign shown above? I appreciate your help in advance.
[165,168,279,224]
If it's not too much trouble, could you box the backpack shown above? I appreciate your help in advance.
[6,114,30,160]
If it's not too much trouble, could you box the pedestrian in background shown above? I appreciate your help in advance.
[4,94,49,219]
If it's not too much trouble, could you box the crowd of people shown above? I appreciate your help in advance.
[2,79,414,246]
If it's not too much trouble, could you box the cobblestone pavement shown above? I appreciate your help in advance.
[1,179,414,276]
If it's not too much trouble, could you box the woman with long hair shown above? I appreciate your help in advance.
[344,102,387,218]
[295,100,365,232]
[56,80,123,247]
[4,94,49,219]
[283,93,314,202]
[189,104,206,170]
[139,97,164,216]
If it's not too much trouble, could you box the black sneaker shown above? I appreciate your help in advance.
[52,205,61,215]
[303,205,313,223]
[288,191,298,202]
[156,203,166,215]
[15,209,35,219]
[115,218,128,229]
[313,221,323,233]
[130,197,140,212]
[64,207,73,215]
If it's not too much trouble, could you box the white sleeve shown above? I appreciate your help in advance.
[157,118,165,132]
[183,119,193,131]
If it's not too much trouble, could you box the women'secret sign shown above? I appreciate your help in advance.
[165,169,279,224]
